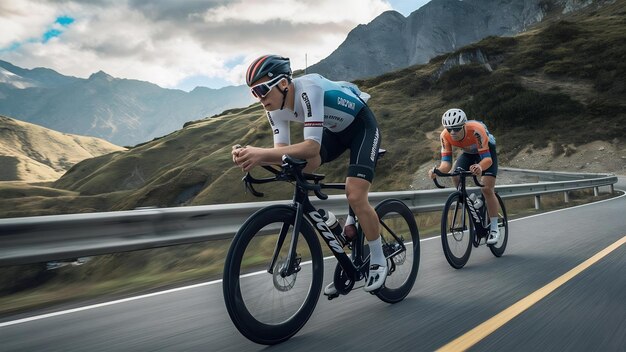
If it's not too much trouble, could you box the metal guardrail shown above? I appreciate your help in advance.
[0,170,618,266]
[499,167,611,181]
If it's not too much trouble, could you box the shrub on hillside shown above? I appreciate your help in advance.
[437,64,491,101]
[398,74,432,97]
[540,21,582,46]
[466,35,518,56]
[462,81,582,132]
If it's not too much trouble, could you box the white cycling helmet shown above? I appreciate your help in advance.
[441,108,467,128]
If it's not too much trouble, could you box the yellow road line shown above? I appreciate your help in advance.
[437,235,626,352]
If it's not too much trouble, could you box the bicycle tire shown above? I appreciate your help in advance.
[374,199,420,303]
[441,192,473,269]
[488,193,508,257]
[222,205,323,345]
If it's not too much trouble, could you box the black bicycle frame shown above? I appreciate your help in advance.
[435,168,489,238]
[268,180,365,281]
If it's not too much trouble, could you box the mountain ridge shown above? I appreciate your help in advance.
[0,63,256,146]
[307,0,612,81]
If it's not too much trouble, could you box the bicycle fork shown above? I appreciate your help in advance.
[267,204,304,278]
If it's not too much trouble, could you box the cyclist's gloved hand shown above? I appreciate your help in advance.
[469,164,482,176]
[428,167,438,179]
[232,144,244,165]
[236,146,266,172]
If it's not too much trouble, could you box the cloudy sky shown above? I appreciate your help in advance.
[0,0,430,91]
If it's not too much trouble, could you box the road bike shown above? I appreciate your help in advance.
[223,154,420,345]
[433,167,508,269]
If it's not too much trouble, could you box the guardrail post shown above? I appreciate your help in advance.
[610,184,614,194]
[564,191,570,203]
[594,187,599,197]
[534,195,541,210]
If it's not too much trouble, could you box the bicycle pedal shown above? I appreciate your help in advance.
[326,293,340,300]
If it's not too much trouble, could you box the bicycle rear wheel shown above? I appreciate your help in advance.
[222,205,323,345]
[374,199,420,303]
[488,193,508,257]
[441,192,473,269]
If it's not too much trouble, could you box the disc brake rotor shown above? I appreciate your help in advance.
[272,258,297,292]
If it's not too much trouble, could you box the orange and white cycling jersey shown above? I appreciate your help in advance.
[440,120,496,164]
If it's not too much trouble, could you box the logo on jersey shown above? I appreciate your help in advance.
[370,128,380,162]
[326,114,343,122]
[267,112,275,126]
[305,122,323,128]
[301,92,312,117]
[337,96,356,110]
[274,129,279,134]
[325,114,344,129]
[474,131,484,148]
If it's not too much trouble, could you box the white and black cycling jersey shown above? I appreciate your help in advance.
[266,74,370,146]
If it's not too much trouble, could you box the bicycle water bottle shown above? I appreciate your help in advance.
[322,210,347,247]
[469,193,483,209]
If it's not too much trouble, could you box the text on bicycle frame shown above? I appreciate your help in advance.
[309,211,345,253]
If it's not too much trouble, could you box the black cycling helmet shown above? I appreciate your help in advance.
[246,55,292,86]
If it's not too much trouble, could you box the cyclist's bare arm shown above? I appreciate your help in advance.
[234,140,320,171]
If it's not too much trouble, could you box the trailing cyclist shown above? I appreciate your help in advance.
[231,55,387,293]
[428,108,501,244]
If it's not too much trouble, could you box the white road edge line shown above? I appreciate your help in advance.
[1,189,624,328]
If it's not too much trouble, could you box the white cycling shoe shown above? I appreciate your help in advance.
[324,282,337,295]
[324,268,384,295]
[487,229,500,244]
[364,264,387,292]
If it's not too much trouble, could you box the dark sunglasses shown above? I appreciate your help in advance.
[446,126,464,132]
[250,76,285,98]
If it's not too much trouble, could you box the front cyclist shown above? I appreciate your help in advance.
[232,55,387,294]
[428,108,501,244]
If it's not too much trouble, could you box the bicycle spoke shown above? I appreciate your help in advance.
[441,193,472,268]
[238,225,314,325]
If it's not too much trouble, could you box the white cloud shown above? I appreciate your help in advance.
[202,0,391,25]
[0,0,400,90]
[0,1,58,47]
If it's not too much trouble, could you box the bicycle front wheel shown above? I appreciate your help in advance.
[489,193,509,257]
[375,199,420,303]
[222,205,323,345]
[441,192,473,269]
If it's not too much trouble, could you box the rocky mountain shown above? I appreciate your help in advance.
[0,115,125,182]
[308,0,610,81]
[0,61,255,146]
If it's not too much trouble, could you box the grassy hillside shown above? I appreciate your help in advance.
[0,115,125,182]
[1,0,624,218]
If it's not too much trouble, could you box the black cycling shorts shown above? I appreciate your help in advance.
[319,105,381,183]
[454,142,498,177]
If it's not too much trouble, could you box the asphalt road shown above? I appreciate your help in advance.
[1,178,624,352]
